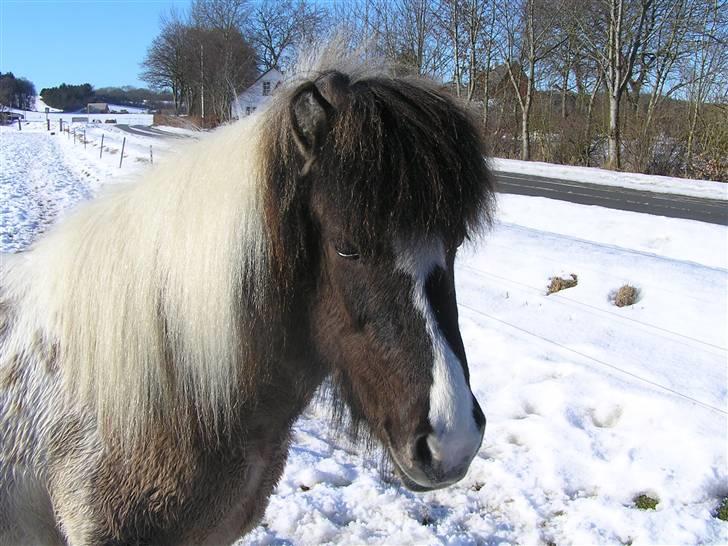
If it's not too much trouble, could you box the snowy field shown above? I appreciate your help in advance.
[0,121,194,251]
[1,124,726,545]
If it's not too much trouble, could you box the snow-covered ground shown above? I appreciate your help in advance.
[491,157,728,201]
[34,96,62,113]
[1,127,726,544]
[0,121,195,250]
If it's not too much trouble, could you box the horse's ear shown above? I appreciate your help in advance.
[290,72,350,174]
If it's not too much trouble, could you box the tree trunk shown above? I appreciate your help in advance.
[583,75,602,166]
[608,90,621,169]
[561,39,571,119]
[686,98,699,174]
[521,106,530,160]
[483,70,490,130]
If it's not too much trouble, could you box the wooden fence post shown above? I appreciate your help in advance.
[47,119,50,131]
[100,134,104,159]
[149,145,153,165]
[119,137,126,168]
[17,118,21,131]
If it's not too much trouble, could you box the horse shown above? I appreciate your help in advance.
[0,55,495,545]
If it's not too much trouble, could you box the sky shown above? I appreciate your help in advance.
[0,0,191,92]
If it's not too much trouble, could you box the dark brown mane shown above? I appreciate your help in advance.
[260,67,494,283]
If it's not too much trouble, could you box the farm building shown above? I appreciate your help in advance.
[232,68,283,119]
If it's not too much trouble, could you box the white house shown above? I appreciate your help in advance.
[232,68,284,119]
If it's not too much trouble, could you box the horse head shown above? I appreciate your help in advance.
[264,69,495,491]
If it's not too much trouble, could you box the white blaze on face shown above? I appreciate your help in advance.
[395,238,483,474]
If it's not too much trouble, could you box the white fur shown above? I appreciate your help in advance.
[395,239,482,473]
[1,116,270,441]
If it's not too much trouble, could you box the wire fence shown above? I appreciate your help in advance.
[49,120,155,169]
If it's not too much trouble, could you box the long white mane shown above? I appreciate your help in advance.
[1,118,269,438]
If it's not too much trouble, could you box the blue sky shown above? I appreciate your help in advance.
[0,0,191,92]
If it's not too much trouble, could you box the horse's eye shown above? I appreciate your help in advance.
[335,242,360,260]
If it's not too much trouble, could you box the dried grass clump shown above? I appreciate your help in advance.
[547,273,578,295]
[613,284,639,307]
[633,493,659,510]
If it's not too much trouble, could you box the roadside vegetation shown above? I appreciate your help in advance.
[547,274,578,294]
[611,285,640,307]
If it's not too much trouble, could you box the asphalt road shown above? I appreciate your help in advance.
[493,171,728,226]
[116,124,194,139]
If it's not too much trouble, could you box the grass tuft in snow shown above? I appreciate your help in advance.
[547,273,578,294]
[715,497,728,521]
[612,284,640,307]
[633,494,659,510]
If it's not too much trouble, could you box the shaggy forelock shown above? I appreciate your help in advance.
[324,76,494,245]
[261,61,495,262]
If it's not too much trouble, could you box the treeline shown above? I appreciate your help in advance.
[0,72,36,110]
[143,0,726,180]
[38,83,173,112]
[39,83,94,112]
[95,87,173,109]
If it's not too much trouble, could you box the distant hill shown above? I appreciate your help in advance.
[94,86,172,110]
[34,96,62,112]
[39,83,172,112]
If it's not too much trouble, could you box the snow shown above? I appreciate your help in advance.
[491,157,728,201]
[33,96,62,113]
[1,128,727,544]
[0,122,195,250]
[105,103,149,114]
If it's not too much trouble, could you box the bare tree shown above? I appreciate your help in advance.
[140,9,189,113]
[191,0,250,32]
[572,0,655,169]
[248,0,328,71]
[498,0,567,160]
[480,0,499,129]
[684,0,727,173]
[141,3,256,123]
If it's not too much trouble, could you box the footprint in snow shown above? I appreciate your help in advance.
[590,405,623,428]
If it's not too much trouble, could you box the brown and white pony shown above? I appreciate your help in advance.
[0,57,495,545]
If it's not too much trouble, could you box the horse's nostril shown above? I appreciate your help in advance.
[414,434,433,467]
